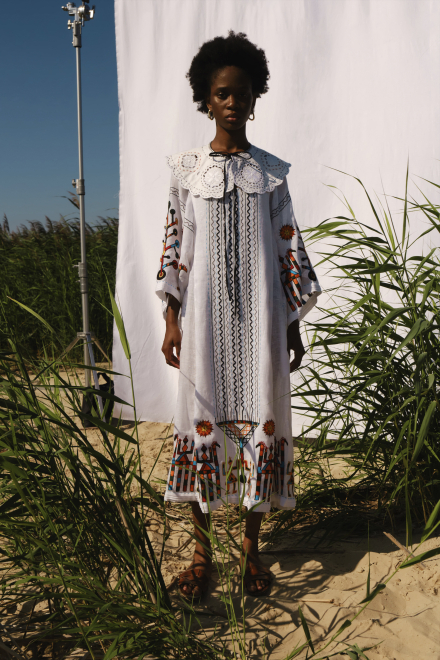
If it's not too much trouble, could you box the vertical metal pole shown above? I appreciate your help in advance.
[74,21,91,388]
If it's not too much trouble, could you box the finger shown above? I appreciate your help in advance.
[290,354,303,372]
[163,345,179,368]
[168,352,180,369]
[176,341,181,359]
[162,345,173,362]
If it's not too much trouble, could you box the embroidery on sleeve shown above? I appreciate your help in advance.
[279,248,303,311]
[299,246,317,282]
[270,191,291,220]
[280,224,295,241]
[183,216,194,232]
[274,437,287,496]
[157,202,180,280]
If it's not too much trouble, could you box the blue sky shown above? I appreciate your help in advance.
[1,1,119,231]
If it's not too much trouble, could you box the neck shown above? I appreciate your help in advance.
[210,125,250,153]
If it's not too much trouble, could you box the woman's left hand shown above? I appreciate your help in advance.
[287,319,305,372]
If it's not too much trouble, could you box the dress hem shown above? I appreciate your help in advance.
[164,490,296,514]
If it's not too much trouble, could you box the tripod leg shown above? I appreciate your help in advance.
[86,334,104,417]
[92,337,111,364]
[60,336,81,360]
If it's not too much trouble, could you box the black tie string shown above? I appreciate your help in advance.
[209,150,252,310]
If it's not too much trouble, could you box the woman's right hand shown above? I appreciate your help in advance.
[162,295,181,368]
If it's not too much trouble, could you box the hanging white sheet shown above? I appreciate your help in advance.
[113,0,440,425]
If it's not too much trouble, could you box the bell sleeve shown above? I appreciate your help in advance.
[155,175,194,319]
[271,179,321,326]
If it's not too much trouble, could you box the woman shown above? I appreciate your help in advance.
[156,32,321,600]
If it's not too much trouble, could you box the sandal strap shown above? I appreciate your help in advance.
[244,563,272,584]
[178,563,210,589]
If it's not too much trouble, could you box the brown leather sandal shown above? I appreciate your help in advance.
[243,561,273,598]
[178,563,211,602]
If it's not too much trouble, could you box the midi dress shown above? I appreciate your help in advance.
[156,144,321,514]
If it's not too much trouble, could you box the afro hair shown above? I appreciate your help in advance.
[187,31,270,114]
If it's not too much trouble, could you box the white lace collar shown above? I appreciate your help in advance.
[166,144,290,198]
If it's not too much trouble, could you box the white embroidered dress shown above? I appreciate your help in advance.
[156,144,321,514]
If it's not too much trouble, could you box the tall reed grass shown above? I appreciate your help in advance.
[1,173,440,659]
[0,212,118,361]
[273,172,440,546]
[1,292,439,660]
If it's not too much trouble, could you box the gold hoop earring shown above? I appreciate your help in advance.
[249,111,255,121]
[208,109,214,120]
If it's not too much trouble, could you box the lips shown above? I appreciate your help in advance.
[225,115,240,122]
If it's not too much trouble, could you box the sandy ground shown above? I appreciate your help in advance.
[10,368,440,659]
[84,417,440,660]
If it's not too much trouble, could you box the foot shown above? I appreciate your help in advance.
[178,552,212,600]
[240,555,272,596]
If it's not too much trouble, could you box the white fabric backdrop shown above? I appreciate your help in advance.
[113,0,440,426]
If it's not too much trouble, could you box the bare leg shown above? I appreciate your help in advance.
[179,502,212,597]
[241,511,271,593]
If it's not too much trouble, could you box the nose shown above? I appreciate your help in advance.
[226,94,239,109]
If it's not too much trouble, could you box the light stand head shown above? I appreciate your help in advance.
[62,1,95,23]
[62,1,95,46]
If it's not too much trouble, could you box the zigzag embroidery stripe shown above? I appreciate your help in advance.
[270,191,291,220]
[183,217,194,232]
[209,190,260,422]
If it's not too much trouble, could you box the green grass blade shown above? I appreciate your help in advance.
[298,605,315,653]
[412,401,437,463]
[7,297,55,334]
[107,283,131,360]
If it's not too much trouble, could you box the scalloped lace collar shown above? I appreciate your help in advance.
[167,144,290,198]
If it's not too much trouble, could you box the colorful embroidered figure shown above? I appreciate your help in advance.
[179,263,188,273]
[273,437,287,495]
[196,441,221,502]
[299,246,317,282]
[168,435,195,492]
[280,224,295,241]
[255,442,276,501]
[222,456,251,494]
[157,203,180,280]
[279,248,303,310]
[196,420,214,437]
[263,419,275,436]
[286,461,295,498]
[222,457,238,493]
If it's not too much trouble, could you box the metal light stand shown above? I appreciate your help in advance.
[61,0,108,418]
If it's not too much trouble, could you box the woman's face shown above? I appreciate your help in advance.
[206,66,255,131]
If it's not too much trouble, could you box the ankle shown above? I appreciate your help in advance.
[194,546,212,564]
[242,537,259,561]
